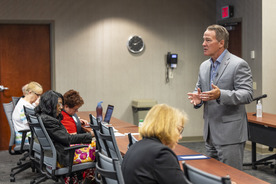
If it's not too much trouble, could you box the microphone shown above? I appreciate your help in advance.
[252,94,267,101]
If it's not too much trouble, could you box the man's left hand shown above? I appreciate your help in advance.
[200,84,221,101]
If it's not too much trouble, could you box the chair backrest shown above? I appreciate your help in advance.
[23,106,35,120]
[23,106,41,159]
[12,96,21,107]
[3,102,29,154]
[182,161,232,184]
[89,113,100,139]
[28,114,57,171]
[99,122,123,164]
[72,113,83,133]
[127,133,138,149]
[3,102,16,150]
[96,151,125,184]
[90,114,108,155]
[89,113,98,127]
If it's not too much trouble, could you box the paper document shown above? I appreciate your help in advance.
[114,132,125,137]
[124,133,139,135]
[177,154,210,161]
[112,127,118,132]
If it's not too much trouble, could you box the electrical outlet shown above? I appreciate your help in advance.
[251,50,255,59]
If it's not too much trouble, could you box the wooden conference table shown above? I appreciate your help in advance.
[77,111,269,184]
[247,112,276,170]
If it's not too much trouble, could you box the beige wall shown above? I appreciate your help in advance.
[263,0,276,113]
[0,0,216,137]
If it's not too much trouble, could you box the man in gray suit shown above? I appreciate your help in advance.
[188,24,253,170]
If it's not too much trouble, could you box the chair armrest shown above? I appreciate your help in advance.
[18,129,31,153]
[90,125,100,130]
[64,145,89,176]
[99,132,112,141]
[64,144,88,151]
[18,129,31,133]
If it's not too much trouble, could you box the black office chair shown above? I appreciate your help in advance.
[23,106,42,172]
[3,102,32,182]
[89,114,100,145]
[28,114,95,184]
[127,133,138,149]
[95,151,125,184]
[182,161,232,184]
[89,114,109,155]
[98,122,123,164]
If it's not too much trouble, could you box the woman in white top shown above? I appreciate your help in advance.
[12,81,43,145]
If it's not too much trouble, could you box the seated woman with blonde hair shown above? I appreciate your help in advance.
[122,104,190,184]
[12,81,43,145]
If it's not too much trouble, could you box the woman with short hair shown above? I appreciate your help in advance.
[61,89,89,134]
[12,81,43,145]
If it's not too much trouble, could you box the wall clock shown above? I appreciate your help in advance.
[127,35,145,54]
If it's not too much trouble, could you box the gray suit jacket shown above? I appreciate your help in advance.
[195,50,253,145]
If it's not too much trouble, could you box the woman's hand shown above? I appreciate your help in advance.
[90,130,94,137]
[80,118,89,126]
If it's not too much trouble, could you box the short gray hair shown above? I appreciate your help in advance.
[207,24,229,49]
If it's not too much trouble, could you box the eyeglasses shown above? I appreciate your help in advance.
[178,125,184,135]
[58,102,63,107]
[33,91,41,97]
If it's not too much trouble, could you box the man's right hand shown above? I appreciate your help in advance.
[187,88,202,105]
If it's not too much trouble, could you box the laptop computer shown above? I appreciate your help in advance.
[103,104,114,124]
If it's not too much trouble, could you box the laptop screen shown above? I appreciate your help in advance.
[103,104,114,123]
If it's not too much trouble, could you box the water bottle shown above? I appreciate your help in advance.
[96,101,103,122]
[138,119,143,132]
[256,100,262,118]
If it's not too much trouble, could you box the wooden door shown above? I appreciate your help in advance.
[0,24,51,150]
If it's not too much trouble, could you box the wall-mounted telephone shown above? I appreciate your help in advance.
[167,52,178,68]
[166,52,178,83]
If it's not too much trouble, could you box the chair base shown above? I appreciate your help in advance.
[10,160,32,182]
[30,174,49,184]
[17,152,29,165]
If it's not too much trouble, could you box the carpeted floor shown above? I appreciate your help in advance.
[0,150,62,184]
